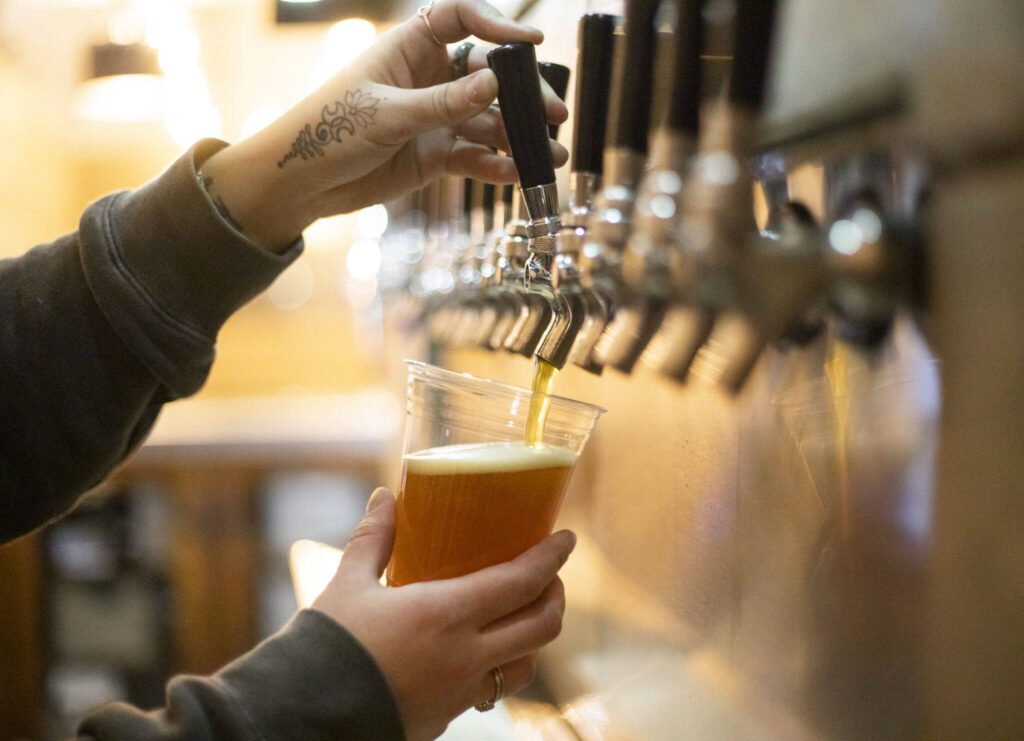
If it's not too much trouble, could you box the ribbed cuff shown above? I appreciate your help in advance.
[79,139,303,398]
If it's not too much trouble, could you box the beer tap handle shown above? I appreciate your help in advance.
[572,14,617,179]
[605,0,660,164]
[467,180,498,240]
[538,61,571,142]
[728,0,779,114]
[462,178,473,232]
[488,43,556,191]
[481,182,496,236]
[665,0,706,141]
[500,183,515,229]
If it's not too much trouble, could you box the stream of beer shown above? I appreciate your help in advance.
[526,358,559,446]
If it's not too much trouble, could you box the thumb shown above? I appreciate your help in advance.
[338,487,396,584]
[402,68,499,137]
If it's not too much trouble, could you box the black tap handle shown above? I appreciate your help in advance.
[571,13,616,175]
[665,0,706,136]
[488,43,555,189]
[462,178,473,222]
[728,0,779,111]
[538,61,571,140]
[606,0,660,154]
[501,183,515,225]
[482,182,496,213]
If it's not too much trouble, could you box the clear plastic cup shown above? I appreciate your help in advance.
[386,360,605,586]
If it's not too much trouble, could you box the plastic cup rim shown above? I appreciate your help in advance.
[404,359,607,418]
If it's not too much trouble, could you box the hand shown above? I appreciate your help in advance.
[202,0,569,249]
[312,488,575,741]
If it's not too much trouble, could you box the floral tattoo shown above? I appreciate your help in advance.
[277,89,381,168]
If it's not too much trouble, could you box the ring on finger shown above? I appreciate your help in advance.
[452,41,475,79]
[416,1,444,47]
[474,666,506,712]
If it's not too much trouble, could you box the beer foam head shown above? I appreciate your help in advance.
[405,441,578,475]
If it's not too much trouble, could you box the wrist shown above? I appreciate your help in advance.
[198,134,316,252]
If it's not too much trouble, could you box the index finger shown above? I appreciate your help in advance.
[418,0,544,47]
[447,530,577,625]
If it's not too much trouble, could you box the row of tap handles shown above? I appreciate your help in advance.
[394,0,923,394]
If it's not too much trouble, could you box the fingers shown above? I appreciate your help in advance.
[418,0,543,47]
[392,68,498,142]
[454,107,511,152]
[446,141,517,183]
[449,530,576,625]
[446,138,568,183]
[479,577,566,667]
[474,654,538,708]
[335,488,396,585]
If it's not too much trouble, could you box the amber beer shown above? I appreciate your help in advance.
[386,441,578,586]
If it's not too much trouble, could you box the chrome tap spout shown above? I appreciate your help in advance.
[531,253,587,369]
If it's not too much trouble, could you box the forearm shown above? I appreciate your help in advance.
[79,610,405,741]
[0,140,300,542]
[196,125,318,252]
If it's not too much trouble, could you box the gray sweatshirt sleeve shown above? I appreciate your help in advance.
[0,140,406,739]
[0,139,298,540]
[79,609,406,741]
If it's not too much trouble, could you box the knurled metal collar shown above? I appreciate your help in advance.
[528,234,558,255]
[526,216,561,239]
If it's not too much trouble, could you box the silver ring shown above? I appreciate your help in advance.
[417,1,444,47]
[474,666,506,712]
